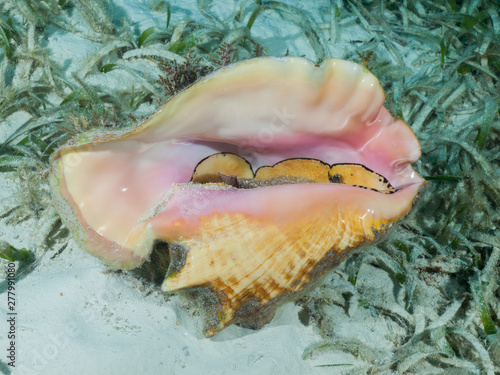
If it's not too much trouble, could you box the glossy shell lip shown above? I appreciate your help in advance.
[50,56,425,335]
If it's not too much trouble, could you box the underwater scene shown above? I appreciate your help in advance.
[0,0,499,374]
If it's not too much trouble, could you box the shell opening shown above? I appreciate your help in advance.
[190,152,397,194]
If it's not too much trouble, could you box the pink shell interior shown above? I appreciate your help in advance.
[52,57,424,269]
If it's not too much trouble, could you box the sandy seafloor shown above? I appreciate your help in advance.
[0,0,479,374]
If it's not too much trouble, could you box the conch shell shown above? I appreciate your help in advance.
[50,57,425,336]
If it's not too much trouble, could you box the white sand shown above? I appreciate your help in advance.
[6,243,324,374]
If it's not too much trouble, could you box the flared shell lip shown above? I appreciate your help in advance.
[51,56,414,158]
[49,160,146,269]
[51,58,284,158]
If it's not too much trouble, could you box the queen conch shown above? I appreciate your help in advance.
[50,57,425,336]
